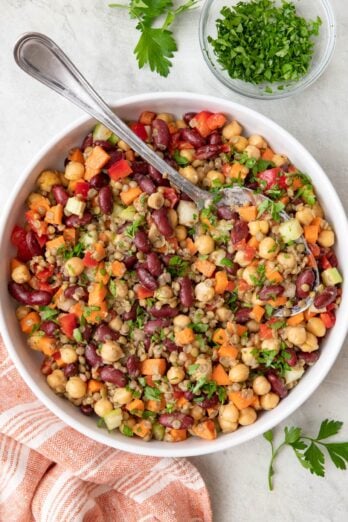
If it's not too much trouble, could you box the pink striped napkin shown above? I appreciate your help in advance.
[0,340,212,521]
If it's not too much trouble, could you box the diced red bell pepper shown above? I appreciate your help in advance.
[170,131,181,152]
[11,225,26,247]
[59,313,78,338]
[11,225,32,262]
[206,112,227,132]
[130,122,148,141]
[320,255,332,271]
[173,389,185,399]
[243,245,256,262]
[108,159,133,180]
[83,251,98,267]
[190,111,227,138]
[52,351,62,361]
[25,210,48,237]
[36,235,48,248]
[259,323,274,340]
[38,282,54,293]
[162,188,179,208]
[308,243,321,258]
[258,168,287,191]
[75,180,90,199]
[36,265,54,282]
[320,311,336,329]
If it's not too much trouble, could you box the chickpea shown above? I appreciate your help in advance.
[216,307,232,322]
[195,281,215,302]
[286,326,307,346]
[155,285,173,301]
[173,315,191,328]
[195,235,215,255]
[300,332,319,353]
[175,225,187,241]
[241,347,258,368]
[318,230,335,248]
[113,280,128,298]
[296,208,315,226]
[100,341,124,363]
[232,136,248,152]
[60,346,78,364]
[248,134,267,149]
[66,376,87,399]
[167,366,185,384]
[157,112,173,123]
[118,140,131,151]
[179,166,199,185]
[234,250,252,267]
[37,169,62,192]
[16,305,30,320]
[180,149,195,162]
[167,208,178,228]
[229,363,250,383]
[65,161,85,180]
[206,170,225,186]
[312,202,324,218]
[108,316,122,331]
[239,407,257,426]
[11,265,31,284]
[277,252,296,269]
[253,375,271,395]
[245,145,261,160]
[191,357,212,380]
[261,338,280,354]
[259,237,278,260]
[260,392,280,410]
[272,154,287,167]
[64,257,84,277]
[148,192,164,209]
[222,120,242,140]
[242,265,259,286]
[94,398,113,417]
[248,220,269,236]
[191,405,204,421]
[307,317,326,338]
[218,403,240,432]
[47,369,66,393]
[176,119,187,129]
[113,387,132,405]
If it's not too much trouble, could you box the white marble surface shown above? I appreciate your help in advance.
[1,1,348,520]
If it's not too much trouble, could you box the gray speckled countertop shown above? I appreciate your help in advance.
[1,1,348,520]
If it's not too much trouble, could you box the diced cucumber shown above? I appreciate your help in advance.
[284,365,305,385]
[152,422,165,441]
[65,197,86,217]
[93,123,113,142]
[279,219,303,242]
[80,230,98,248]
[108,133,119,145]
[103,408,122,431]
[322,267,343,286]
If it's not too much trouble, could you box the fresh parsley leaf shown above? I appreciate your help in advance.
[263,430,274,443]
[57,241,84,260]
[39,306,59,321]
[73,328,83,343]
[325,443,348,470]
[265,304,274,318]
[125,217,145,238]
[142,410,157,419]
[317,420,344,441]
[167,255,189,277]
[257,199,285,222]
[304,443,326,476]
[284,426,302,445]
[173,149,189,166]
[189,322,209,333]
[143,386,161,401]
[220,257,234,268]
[122,425,134,437]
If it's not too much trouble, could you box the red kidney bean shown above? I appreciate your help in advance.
[81,133,93,150]
[81,324,93,341]
[217,206,233,220]
[152,119,170,151]
[266,371,288,399]
[161,254,173,266]
[149,305,178,318]
[144,337,151,350]
[180,128,206,148]
[89,172,110,189]
[183,112,197,124]
[195,144,221,160]
[180,192,193,201]
[124,255,138,269]
[41,320,58,336]
[8,282,52,306]
[135,174,156,195]
[159,413,194,429]
[147,252,163,276]
[134,229,151,253]
[94,323,119,342]
[93,139,115,151]
[144,319,170,335]
[126,355,140,377]
[163,339,181,353]
[105,150,124,169]
[84,343,102,368]
[52,184,69,206]
[99,366,127,387]
[184,390,194,400]
[64,212,92,228]
[98,185,113,214]
[26,230,43,257]
[123,303,138,321]
[64,363,78,378]
[209,132,222,145]
[259,284,284,301]
[235,308,251,324]
[314,286,338,309]
[231,220,249,244]
[179,276,194,307]
[246,180,259,190]
[320,249,338,268]
[80,404,94,416]
[197,394,219,409]
[152,207,173,238]
[64,285,88,301]
[148,165,163,185]
[137,266,158,290]
[298,351,320,365]
[132,161,149,175]
[286,349,298,367]
[296,269,315,299]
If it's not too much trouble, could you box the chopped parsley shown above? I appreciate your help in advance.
[125,217,145,238]
[57,241,84,260]
[143,386,162,401]
[39,306,59,321]
[257,199,285,222]
[220,257,234,268]
[254,347,292,375]
[173,149,189,166]
[189,322,209,334]
[167,255,190,277]
[122,425,134,437]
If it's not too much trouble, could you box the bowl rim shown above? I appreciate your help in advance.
[199,0,337,100]
[0,91,347,457]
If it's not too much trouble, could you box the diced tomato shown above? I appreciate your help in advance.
[206,113,227,132]
[38,282,54,293]
[243,246,256,262]
[75,180,90,199]
[162,188,179,208]
[259,323,274,340]
[320,255,332,270]
[108,159,133,180]
[36,235,48,248]
[59,313,78,338]
[130,122,148,141]
[25,210,48,237]
[36,265,54,282]
[190,111,213,137]
[52,351,61,361]
[220,143,231,153]
[83,251,98,268]
[11,226,32,262]
[320,311,336,329]
[173,389,185,399]
[11,225,26,247]
[308,243,321,258]
[258,168,287,191]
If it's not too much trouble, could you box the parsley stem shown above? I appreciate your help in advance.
[268,441,286,491]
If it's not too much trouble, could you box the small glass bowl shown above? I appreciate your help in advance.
[199,0,336,100]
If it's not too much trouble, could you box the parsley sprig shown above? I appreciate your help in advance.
[264,420,348,490]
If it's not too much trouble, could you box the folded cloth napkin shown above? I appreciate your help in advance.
[0,340,212,522]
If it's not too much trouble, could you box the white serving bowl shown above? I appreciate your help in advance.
[0,92,347,457]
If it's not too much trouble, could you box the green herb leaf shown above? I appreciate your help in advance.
[39,306,59,321]
[325,443,348,470]
[122,425,134,437]
[317,419,344,441]
[284,426,302,445]
[125,217,145,238]
[173,149,189,166]
[189,322,209,334]
[220,257,233,268]
[143,386,161,401]
[263,429,274,443]
[167,255,190,277]
[304,442,325,476]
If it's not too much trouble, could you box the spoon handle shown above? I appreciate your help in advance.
[13,32,209,205]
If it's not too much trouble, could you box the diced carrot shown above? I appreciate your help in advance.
[236,324,248,336]
[126,399,145,416]
[226,281,236,292]
[237,279,251,293]
[111,260,126,278]
[145,375,154,386]
[70,302,84,319]
[176,396,189,408]
[85,301,108,324]
[20,311,40,334]
[87,379,104,393]
[136,286,154,299]
[28,193,50,213]
[226,163,248,179]
[267,296,287,307]
[68,147,85,164]
[95,262,110,285]
[248,236,260,249]
[68,180,78,192]
[120,187,143,206]
[125,150,135,162]
[215,270,229,294]
[307,254,317,268]
[46,235,65,251]
[304,224,319,244]
[265,266,284,283]
[139,111,156,125]
[218,345,239,360]
[169,429,187,442]
[63,228,76,245]
[309,243,321,257]
[261,148,274,161]
[250,305,265,323]
[29,335,56,356]
[252,395,262,410]
[10,258,23,271]
[88,283,107,306]
[145,397,165,412]
[140,359,167,376]
[212,328,228,345]
[175,327,195,346]
[311,217,322,227]
[237,205,257,222]
[44,204,63,225]
[133,420,151,438]
[304,309,317,320]
[94,242,106,261]
[212,364,231,385]
[185,237,197,255]
[287,312,305,326]
[195,259,216,277]
[85,146,110,180]
[191,420,217,440]
[229,391,255,410]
